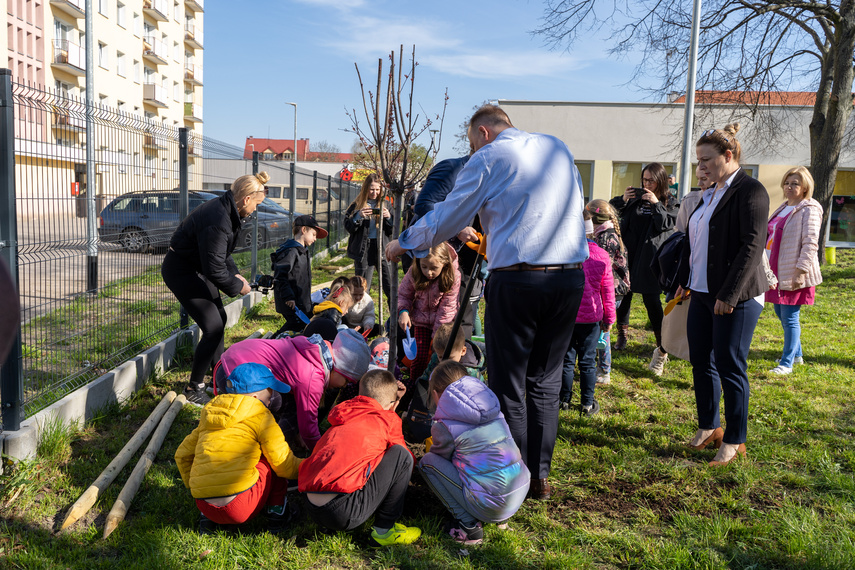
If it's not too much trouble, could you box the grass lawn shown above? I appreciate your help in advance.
[0,251,853,569]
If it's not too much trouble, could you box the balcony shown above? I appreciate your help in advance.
[143,0,168,21]
[143,132,168,150]
[183,63,203,86]
[184,102,203,123]
[185,0,203,13]
[52,110,86,133]
[52,40,86,76]
[142,36,168,65]
[184,22,203,49]
[143,83,168,107]
[49,0,85,19]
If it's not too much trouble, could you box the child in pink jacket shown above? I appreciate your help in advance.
[397,242,460,383]
[214,329,370,455]
[560,215,616,416]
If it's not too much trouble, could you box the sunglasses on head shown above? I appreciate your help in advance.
[700,129,730,143]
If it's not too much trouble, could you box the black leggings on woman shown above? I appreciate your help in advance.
[616,291,664,334]
[162,251,227,387]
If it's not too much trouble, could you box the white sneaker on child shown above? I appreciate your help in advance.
[596,370,611,385]
[648,348,668,377]
[769,365,793,375]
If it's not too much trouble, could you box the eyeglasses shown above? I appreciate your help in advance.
[642,178,656,184]
[700,129,730,143]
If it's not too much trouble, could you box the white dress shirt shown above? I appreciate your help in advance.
[398,128,589,269]
[688,168,740,293]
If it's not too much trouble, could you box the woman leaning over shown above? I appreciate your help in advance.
[677,124,769,466]
[766,167,823,375]
[344,173,393,303]
[162,172,269,405]
[609,162,679,376]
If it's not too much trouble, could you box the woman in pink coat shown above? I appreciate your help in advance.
[765,166,823,375]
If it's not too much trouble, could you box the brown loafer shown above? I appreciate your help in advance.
[708,443,747,467]
[687,427,724,450]
[528,478,552,501]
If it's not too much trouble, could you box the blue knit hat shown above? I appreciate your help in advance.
[225,363,292,395]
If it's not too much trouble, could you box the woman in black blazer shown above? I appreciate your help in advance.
[676,124,769,466]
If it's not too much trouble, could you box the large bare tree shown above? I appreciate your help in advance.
[347,45,447,364]
[537,0,855,258]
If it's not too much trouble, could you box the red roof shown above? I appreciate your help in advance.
[243,138,354,163]
[673,91,818,106]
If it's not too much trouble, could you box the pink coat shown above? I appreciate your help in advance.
[768,199,823,291]
[219,336,329,449]
[398,243,461,333]
[576,241,616,325]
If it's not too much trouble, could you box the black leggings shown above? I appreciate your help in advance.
[162,252,227,387]
[616,291,664,333]
[355,238,392,304]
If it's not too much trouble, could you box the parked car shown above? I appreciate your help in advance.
[98,190,297,253]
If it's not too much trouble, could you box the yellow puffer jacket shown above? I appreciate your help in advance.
[174,394,302,499]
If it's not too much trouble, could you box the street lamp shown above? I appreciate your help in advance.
[285,102,298,163]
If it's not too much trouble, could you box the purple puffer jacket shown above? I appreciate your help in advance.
[426,376,530,522]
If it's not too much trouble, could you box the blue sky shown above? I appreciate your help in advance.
[203,0,644,160]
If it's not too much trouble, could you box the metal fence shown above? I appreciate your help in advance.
[0,73,360,430]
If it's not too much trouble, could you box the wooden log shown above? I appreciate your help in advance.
[102,394,186,539]
[246,329,265,340]
[60,391,177,531]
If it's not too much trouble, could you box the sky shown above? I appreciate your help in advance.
[202,0,645,161]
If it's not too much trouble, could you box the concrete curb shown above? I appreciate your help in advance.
[1,291,264,462]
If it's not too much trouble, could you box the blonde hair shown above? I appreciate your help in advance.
[428,360,467,399]
[586,199,625,253]
[359,369,398,404]
[433,323,465,357]
[781,166,815,201]
[232,171,270,203]
[696,123,742,164]
[411,243,455,292]
[326,283,354,312]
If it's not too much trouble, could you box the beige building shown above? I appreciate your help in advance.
[498,98,855,246]
[5,0,204,218]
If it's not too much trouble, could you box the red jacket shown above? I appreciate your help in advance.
[298,396,411,494]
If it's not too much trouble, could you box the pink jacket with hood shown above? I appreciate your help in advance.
[576,241,617,325]
[398,242,461,333]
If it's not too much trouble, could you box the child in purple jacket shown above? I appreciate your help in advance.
[418,361,531,545]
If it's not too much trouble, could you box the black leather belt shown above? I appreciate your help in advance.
[492,262,583,272]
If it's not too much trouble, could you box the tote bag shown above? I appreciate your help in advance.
[661,294,691,361]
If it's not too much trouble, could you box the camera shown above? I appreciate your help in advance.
[250,273,276,294]
[371,207,381,215]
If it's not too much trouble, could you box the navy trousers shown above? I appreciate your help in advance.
[687,291,763,445]
[485,268,584,479]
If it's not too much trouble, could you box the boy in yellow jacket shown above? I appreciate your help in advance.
[175,363,302,534]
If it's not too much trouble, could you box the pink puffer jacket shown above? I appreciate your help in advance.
[769,199,823,291]
[398,243,461,333]
[576,241,616,325]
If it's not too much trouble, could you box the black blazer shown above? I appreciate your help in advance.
[678,169,769,306]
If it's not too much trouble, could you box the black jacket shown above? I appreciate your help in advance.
[167,191,243,297]
[271,239,312,316]
[609,193,679,294]
[678,169,770,306]
[344,201,393,262]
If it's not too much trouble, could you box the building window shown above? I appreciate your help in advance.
[98,0,108,17]
[116,51,125,77]
[117,100,125,112]
[117,2,126,28]
[99,93,108,108]
[162,158,168,178]
[132,12,140,37]
[173,81,179,102]
[173,41,179,62]
[173,159,179,177]
[97,42,108,68]
[173,1,180,21]
[576,162,594,201]
[133,152,141,175]
[133,60,140,83]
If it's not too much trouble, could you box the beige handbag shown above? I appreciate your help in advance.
[661,292,691,362]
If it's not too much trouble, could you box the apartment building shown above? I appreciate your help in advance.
[5,0,204,217]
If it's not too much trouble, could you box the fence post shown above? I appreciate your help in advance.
[0,68,23,431]
[250,151,259,280]
[311,171,317,255]
[326,175,332,250]
[178,128,189,328]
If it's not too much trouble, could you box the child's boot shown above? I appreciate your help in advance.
[265,498,295,534]
[449,520,484,545]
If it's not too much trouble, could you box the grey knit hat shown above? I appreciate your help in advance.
[331,329,370,382]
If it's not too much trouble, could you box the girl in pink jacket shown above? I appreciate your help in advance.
[560,215,616,416]
[397,242,460,383]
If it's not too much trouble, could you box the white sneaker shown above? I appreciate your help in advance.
[596,370,611,385]
[769,365,793,375]
[648,347,668,377]
[777,357,804,366]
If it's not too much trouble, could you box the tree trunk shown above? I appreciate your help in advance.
[809,1,855,264]
[387,189,403,368]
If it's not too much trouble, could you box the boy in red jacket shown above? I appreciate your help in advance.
[298,369,421,547]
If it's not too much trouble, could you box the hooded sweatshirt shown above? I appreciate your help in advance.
[174,393,302,499]
[426,376,530,522]
[271,238,312,316]
[298,395,410,494]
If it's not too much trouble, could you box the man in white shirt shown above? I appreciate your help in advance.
[386,105,588,500]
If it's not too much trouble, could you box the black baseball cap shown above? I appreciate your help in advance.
[294,215,328,238]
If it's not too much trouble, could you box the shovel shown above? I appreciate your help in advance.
[402,325,418,360]
[293,307,311,324]
[442,233,488,360]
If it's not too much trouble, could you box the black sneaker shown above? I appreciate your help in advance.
[265,500,295,534]
[184,383,210,407]
[448,520,484,545]
[580,399,600,417]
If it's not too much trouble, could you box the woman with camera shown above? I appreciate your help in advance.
[345,173,393,303]
[162,172,269,405]
[609,162,679,376]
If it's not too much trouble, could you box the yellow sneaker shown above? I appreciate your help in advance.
[370,522,422,548]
